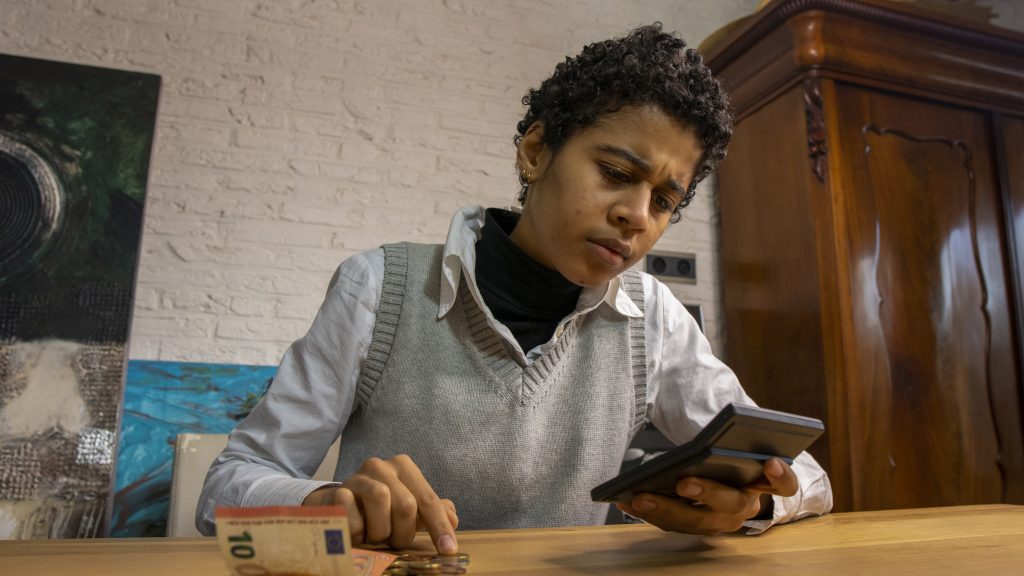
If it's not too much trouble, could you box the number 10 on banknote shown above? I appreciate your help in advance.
[215,506,354,576]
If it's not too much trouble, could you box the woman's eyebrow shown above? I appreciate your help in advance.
[595,144,685,195]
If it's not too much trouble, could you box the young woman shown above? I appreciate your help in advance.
[197,23,832,554]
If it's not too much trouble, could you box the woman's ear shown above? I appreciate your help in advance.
[516,121,548,180]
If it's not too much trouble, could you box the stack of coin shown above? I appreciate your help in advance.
[434,553,470,574]
[385,552,470,575]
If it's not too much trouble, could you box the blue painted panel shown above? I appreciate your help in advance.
[110,361,275,537]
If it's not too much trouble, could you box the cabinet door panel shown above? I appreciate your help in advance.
[833,86,1020,509]
[720,85,830,461]
[996,114,1024,504]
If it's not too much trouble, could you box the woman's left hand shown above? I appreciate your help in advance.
[615,457,797,535]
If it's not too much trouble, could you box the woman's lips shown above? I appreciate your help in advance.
[588,238,631,266]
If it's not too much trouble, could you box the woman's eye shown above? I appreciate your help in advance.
[600,165,631,184]
[653,195,676,214]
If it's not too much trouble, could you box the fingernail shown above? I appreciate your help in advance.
[681,482,702,498]
[634,498,657,512]
[439,534,457,554]
[766,459,783,478]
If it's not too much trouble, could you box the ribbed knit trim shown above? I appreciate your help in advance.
[620,269,648,433]
[357,243,408,408]
[458,279,580,406]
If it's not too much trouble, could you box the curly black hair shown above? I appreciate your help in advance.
[515,22,733,222]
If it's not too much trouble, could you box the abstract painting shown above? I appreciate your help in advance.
[110,360,274,537]
[0,54,160,538]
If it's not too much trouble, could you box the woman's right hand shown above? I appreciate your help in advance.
[302,454,459,554]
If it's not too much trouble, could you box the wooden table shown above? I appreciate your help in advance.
[2,505,1022,575]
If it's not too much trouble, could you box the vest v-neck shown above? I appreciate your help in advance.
[458,278,580,405]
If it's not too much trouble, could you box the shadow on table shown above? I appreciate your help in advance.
[547,533,740,574]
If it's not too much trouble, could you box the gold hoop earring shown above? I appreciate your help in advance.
[520,168,533,184]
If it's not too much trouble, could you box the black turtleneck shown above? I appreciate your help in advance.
[474,208,582,353]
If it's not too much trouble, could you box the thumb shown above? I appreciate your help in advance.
[764,458,798,497]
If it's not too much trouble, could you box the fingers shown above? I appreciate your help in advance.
[391,455,459,554]
[442,498,459,530]
[676,477,758,517]
[335,454,458,554]
[340,471,394,544]
[420,499,459,531]
[379,473,418,549]
[618,491,755,535]
[329,487,366,545]
[621,460,800,535]
[302,486,368,545]
[620,475,763,535]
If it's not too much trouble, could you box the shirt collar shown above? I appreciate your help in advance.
[437,205,643,320]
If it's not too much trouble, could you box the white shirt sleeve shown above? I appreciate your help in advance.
[195,249,384,535]
[642,274,832,533]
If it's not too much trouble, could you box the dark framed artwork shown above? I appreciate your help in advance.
[0,54,160,538]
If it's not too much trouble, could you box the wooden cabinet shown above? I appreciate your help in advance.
[701,0,1024,511]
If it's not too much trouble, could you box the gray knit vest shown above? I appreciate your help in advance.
[337,242,647,529]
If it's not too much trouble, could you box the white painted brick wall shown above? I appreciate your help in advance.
[15,0,1016,367]
[1,0,762,365]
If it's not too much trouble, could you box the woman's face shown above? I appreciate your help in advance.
[511,105,704,287]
